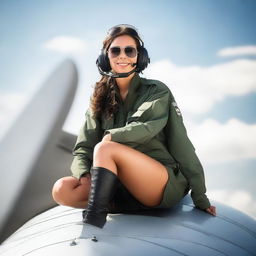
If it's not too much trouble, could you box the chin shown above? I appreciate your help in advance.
[113,69,132,74]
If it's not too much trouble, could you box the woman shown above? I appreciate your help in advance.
[52,24,216,228]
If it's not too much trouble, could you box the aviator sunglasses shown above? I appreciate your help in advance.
[108,46,138,58]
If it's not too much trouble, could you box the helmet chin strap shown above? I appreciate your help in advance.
[97,64,138,78]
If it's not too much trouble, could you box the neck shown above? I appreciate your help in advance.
[115,72,136,92]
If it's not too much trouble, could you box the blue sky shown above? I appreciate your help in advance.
[1,0,256,218]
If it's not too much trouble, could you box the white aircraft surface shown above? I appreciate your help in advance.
[0,60,255,255]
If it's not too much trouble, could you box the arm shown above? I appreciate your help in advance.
[165,95,211,210]
[70,108,103,179]
[105,89,170,145]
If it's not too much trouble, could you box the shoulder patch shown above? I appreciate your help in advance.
[172,102,182,116]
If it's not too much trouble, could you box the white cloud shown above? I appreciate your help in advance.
[208,189,256,219]
[218,45,256,57]
[188,118,256,163]
[43,36,87,53]
[144,58,256,114]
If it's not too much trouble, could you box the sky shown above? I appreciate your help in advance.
[0,0,256,218]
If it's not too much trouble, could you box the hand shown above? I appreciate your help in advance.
[102,133,111,142]
[205,205,217,216]
[80,173,91,185]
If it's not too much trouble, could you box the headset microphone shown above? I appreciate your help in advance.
[97,63,138,78]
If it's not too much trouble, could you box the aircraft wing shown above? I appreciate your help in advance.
[0,59,78,243]
[1,196,256,255]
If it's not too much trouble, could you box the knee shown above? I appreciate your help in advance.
[52,177,78,205]
[94,141,116,158]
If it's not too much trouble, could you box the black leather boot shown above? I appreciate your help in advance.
[83,167,118,228]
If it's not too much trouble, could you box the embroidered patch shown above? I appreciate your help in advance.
[172,102,182,116]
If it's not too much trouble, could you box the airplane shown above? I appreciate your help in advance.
[0,59,255,255]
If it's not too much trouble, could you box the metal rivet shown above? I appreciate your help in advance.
[91,236,98,242]
[70,239,77,246]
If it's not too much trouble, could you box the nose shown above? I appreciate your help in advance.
[118,48,127,58]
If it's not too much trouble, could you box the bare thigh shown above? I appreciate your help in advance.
[93,141,169,207]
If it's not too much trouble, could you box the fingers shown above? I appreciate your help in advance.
[102,133,111,142]
[80,175,91,185]
[206,206,217,216]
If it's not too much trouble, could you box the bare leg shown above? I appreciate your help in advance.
[52,175,91,208]
[93,141,168,207]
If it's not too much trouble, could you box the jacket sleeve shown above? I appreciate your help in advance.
[70,108,103,179]
[165,95,211,210]
[105,89,169,145]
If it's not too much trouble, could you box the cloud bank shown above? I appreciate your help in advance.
[144,58,256,114]
[188,118,256,163]
[218,45,256,57]
[43,36,87,53]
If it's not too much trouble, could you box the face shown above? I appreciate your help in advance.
[107,35,138,74]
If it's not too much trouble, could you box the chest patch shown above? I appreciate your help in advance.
[172,102,182,116]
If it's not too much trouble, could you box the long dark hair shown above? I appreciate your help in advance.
[91,25,142,120]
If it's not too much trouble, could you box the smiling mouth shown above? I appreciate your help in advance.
[116,63,130,66]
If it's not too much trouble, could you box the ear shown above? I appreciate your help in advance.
[96,49,111,72]
[136,47,150,72]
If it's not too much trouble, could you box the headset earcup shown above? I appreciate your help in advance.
[96,49,111,72]
[137,47,150,72]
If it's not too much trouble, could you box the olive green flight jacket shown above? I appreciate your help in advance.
[71,73,211,210]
